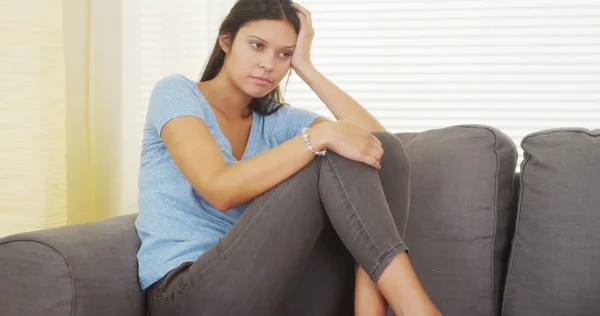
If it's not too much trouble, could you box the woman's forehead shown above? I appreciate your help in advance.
[239,20,297,46]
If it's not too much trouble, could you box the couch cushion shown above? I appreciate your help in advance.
[393,125,518,316]
[0,240,72,316]
[0,214,145,316]
[502,128,600,316]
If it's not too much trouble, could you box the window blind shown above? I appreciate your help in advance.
[123,0,600,184]
[285,0,600,147]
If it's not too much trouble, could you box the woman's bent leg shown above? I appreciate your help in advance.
[147,159,328,316]
[282,131,412,316]
[317,131,439,315]
[367,132,440,315]
[319,133,409,282]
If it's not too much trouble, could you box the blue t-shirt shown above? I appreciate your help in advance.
[134,74,321,290]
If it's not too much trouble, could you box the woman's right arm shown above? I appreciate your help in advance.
[161,116,383,212]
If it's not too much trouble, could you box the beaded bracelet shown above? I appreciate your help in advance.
[301,127,327,156]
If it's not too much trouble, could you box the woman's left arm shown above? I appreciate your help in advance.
[296,64,386,132]
[292,3,386,132]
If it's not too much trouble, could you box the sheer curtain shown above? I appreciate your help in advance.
[119,0,600,217]
[1,0,68,237]
[1,0,127,236]
[63,0,124,225]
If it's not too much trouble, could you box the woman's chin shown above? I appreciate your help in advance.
[243,85,275,99]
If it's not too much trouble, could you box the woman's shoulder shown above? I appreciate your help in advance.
[145,73,211,133]
[148,73,208,111]
[152,73,197,95]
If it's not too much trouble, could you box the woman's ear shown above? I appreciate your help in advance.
[218,34,233,53]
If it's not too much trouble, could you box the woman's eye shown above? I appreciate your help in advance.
[251,42,263,49]
[280,52,292,58]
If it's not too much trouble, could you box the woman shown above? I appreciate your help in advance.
[135,0,442,315]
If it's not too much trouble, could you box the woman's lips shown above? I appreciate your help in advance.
[251,76,271,85]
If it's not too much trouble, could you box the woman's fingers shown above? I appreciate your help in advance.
[292,2,313,27]
[368,143,384,163]
[294,6,306,26]
[362,155,381,170]
[371,134,382,147]
[366,136,384,160]
[360,141,383,169]
[374,143,384,161]
[292,2,311,18]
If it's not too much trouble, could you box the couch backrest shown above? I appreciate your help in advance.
[502,128,600,316]
[395,125,518,316]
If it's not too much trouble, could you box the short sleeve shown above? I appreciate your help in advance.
[146,74,207,137]
[278,106,321,140]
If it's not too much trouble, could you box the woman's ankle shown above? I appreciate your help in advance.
[376,252,440,315]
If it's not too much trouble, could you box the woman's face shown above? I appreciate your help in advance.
[220,19,297,98]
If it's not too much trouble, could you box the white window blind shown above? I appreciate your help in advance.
[285,0,600,141]
[122,0,600,211]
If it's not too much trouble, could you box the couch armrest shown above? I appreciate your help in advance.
[0,214,146,316]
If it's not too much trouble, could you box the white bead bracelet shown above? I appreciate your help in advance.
[301,127,327,156]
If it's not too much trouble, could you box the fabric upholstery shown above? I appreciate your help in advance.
[395,125,518,316]
[0,214,145,316]
[502,128,600,316]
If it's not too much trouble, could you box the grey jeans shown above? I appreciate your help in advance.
[146,131,411,316]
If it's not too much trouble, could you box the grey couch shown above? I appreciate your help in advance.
[1,125,599,316]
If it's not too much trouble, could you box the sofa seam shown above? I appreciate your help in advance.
[0,238,75,316]
[521,128,600,145]
[490,128,500,316]
[500,154,531,315]
[456,125,505,316]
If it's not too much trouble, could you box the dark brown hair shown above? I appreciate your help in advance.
[200,0,300,116]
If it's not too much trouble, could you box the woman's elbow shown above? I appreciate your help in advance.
[196,184,232,212]
[213,202,231,212]
[207,192,232,212]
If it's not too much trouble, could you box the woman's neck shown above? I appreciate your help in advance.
[198,72,252,119]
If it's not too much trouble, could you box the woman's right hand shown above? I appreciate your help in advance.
[312,120,384,169]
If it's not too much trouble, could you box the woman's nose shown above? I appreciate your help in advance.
[259,55,275,72]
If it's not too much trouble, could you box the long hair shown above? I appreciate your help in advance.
[200,0,300,116]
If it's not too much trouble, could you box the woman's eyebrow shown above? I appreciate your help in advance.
[248,35,296,48]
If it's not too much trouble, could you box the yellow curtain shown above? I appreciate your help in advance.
[0,0,107,238]
[0,0,68,237]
